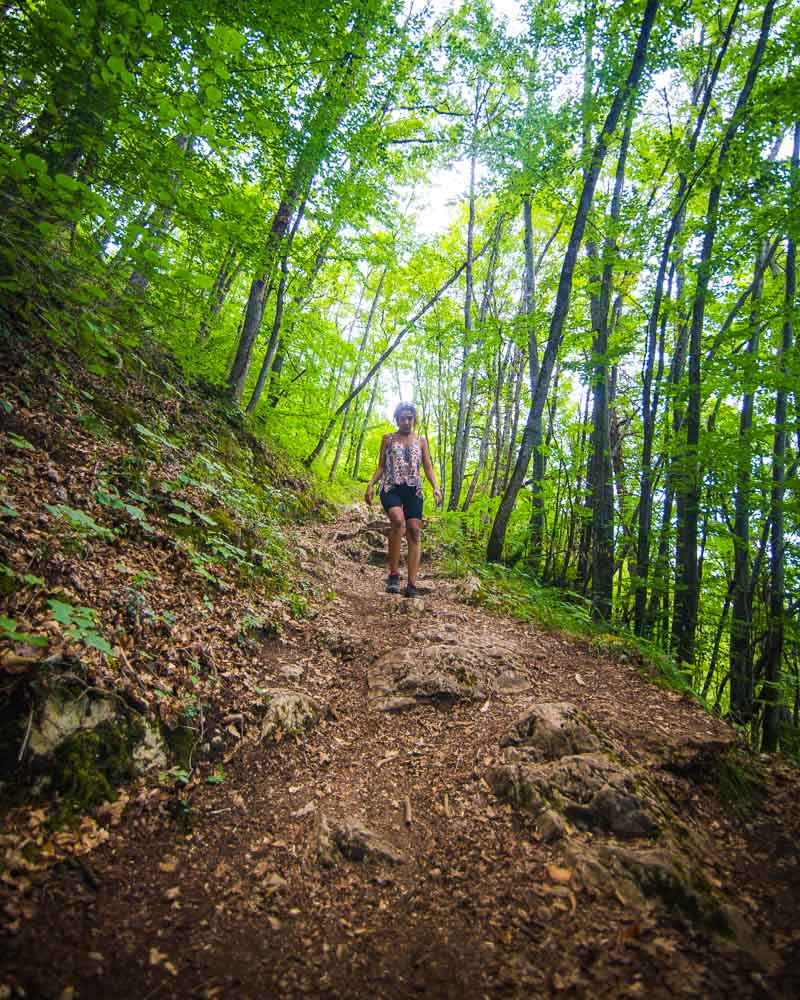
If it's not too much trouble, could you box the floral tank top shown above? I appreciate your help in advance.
[381,433,423,498]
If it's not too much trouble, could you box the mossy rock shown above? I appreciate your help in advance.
[163,720,199,769]
[51,724,135,819]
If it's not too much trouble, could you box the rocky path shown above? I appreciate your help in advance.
[3,506,800,998]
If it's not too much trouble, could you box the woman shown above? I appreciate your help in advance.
[365,402,442,597]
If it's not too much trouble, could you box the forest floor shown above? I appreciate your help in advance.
[3,500,800,999]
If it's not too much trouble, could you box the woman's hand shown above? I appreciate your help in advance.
[433,487,443,506]
[365,485,374,506]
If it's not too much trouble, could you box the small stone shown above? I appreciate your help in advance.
[260,688,327,742]
[537,809,568,843]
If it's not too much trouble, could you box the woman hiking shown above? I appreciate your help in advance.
[364,402,442,597]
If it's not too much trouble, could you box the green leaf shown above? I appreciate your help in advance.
[168,512,192,525]
[48,598,75,624]
[43,503,113,538]
[24,153,47,174]
[0,504,18,518]
[7,432,35,451]
[107,55,126,76]
[55,173,79,191]
[81,631,114,655]
[205,85,222,106]
[0,614,49,647]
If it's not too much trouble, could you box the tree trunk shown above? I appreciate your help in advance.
[762,120,798,752]
[729,241,768,726]
[522,197,546,571]
[633,0,742,635]
[487,0,660,562]
[352,377,380,481]
[198,248,242,343]
[673,0,775,667]
[590,109,632,622]
[449,136,478,511]
[304,236,494,468]
[329,268,386,480]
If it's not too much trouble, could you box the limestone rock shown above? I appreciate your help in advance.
[260,688,327,741]
[315,811,407,867]
[494,669,533,694]
[536,808,568,843]
[368,641,531,712]
[415,624,459,645]
[131,721,169,775]
[457,575,482,599]
[490,753,659,838]
[500,703,601,761]
[29,688,117,758]
[566,844,702,914]
[333,818,407,865]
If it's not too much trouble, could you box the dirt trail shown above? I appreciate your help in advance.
[3,507,800,999]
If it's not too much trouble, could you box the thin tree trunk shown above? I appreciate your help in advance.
[245,196,309,413]
[304,236,494,468]
[449,130,479,510]
[352,377,379,481]
[329,268,386,479]
[673,0,775,667]
[633,0,742,635]
[198,248,242,343]
[487,0,659,561]
[729,241,768,725]
[522,197,546,570]
[590,109,631,621]
[763,120,798,751]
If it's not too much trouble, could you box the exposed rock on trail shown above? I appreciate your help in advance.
[368,639,532,712]
[316,812,408,867]
[499,702,602,759]
[491,750,660,838]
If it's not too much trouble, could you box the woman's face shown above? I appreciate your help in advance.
[396,409,415,434]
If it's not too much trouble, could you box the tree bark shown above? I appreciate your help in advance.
[329,267,386,479]
[672,0,775,667]
[590,109,632,622]
[763,120,798,751]
[487,0,660,562]
[729,241,768,725]
[633,0,742,635]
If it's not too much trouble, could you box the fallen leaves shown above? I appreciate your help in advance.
[546,864,572,884]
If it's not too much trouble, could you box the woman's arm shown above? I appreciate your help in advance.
[364,434,390,506]
[420,438,443,505]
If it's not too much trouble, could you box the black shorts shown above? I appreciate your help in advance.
[380,483,423,520]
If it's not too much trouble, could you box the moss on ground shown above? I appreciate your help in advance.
[51,724,135,821]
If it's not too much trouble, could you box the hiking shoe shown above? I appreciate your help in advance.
[403,582,420,599]
[386,573,401,594]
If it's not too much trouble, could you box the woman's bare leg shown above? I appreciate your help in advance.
[406,518,422,584]
[387,507,405,574]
